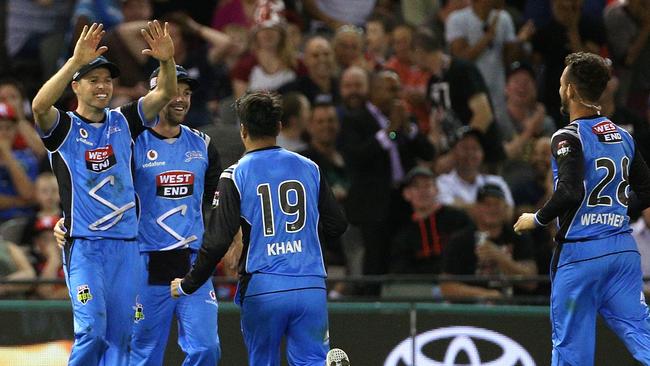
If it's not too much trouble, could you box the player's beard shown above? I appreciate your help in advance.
[560,91,569,117]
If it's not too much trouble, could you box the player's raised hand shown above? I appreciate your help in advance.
[171,278,183,298]
[53,218,66,249]
[513,213,536,234]
[141,20,175,62]
[72,23,108,66]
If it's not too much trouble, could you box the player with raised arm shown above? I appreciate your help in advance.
[128,65,222,365]
[514,52,650,365]
[170,91,349,366]
[31,21,176,366]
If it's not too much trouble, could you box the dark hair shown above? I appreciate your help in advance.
[0,78,26,99]
[413,29,443,53]
[366,13,394,34]
[236,91,283,138]
[564,52,611,103]
[281,92,308,128]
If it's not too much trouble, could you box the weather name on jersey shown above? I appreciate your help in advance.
[156,170,195,198]
[580,212,626,227]
[85,145,117,173]
[267,240,303,256]
[592,121,622,143]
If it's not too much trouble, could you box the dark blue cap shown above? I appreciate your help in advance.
[149,65,199,90]
[476,183,506,201]
[72,56,120,81]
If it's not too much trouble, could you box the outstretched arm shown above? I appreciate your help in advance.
[32,23,108,131]
[140,20,177,122]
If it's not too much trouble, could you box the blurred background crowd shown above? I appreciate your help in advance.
[0,0,649,303]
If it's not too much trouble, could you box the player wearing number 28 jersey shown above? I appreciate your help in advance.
[172,91,348,366]
[515,53,650,366]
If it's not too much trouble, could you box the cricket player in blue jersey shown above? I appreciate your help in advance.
[31,21,177,365]
[170,91,349,366]
[129,65,222,365]
[515,52,650,365]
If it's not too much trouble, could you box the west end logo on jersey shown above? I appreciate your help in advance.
[85,145,117,173]
[592,121,622,143]
[156,170,195,198]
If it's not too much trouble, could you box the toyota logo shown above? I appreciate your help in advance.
[384,326,535,366]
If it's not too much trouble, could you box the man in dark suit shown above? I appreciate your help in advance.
[340,70,435,288]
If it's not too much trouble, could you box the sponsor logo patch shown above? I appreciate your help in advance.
[212,191,220,208]
[147,149,158,161]
[76,285,93,305]
[85,145,117,172]
[592,121,622,143]
[133,303,145,322]
[184,151,204,162]
[156,170,194,198]
[79,128,89,138]
[556,140,572,156]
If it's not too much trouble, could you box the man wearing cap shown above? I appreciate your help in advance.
[390,166,471,275]
[440,183,537,300]
[128,64,222,365]
[31,21,176,365]
[0,102,38,221]
[501,61,556,160]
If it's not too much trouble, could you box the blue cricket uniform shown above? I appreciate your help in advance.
[535,116,650,365]
[129,125,222,366]
[38,98,156,366]
[179,147,347,366]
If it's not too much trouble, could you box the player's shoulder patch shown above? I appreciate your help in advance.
[556,139,573,157]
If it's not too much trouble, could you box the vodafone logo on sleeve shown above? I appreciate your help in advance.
[156,170,195,199]
[85,145,117,172]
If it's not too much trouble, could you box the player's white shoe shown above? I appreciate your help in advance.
[326,348,350,366]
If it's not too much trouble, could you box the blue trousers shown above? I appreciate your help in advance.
[241,288,329,366]
[129,252,220,366]
[551,234,650,365]
[63,238,140,366]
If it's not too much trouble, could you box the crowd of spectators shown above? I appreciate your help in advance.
[0,0,649,302]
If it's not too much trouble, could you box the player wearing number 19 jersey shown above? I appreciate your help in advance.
[517,53,650,366]
[173,91,348,366]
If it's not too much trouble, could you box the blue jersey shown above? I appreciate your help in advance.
[180,146,347,298]
[134,125,220,251]
[554,117,633,241]
[235,148,325,277]
[538,116,638,242]
[39,99,156,239]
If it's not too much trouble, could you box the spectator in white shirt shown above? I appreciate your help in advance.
[436,127,514,213]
